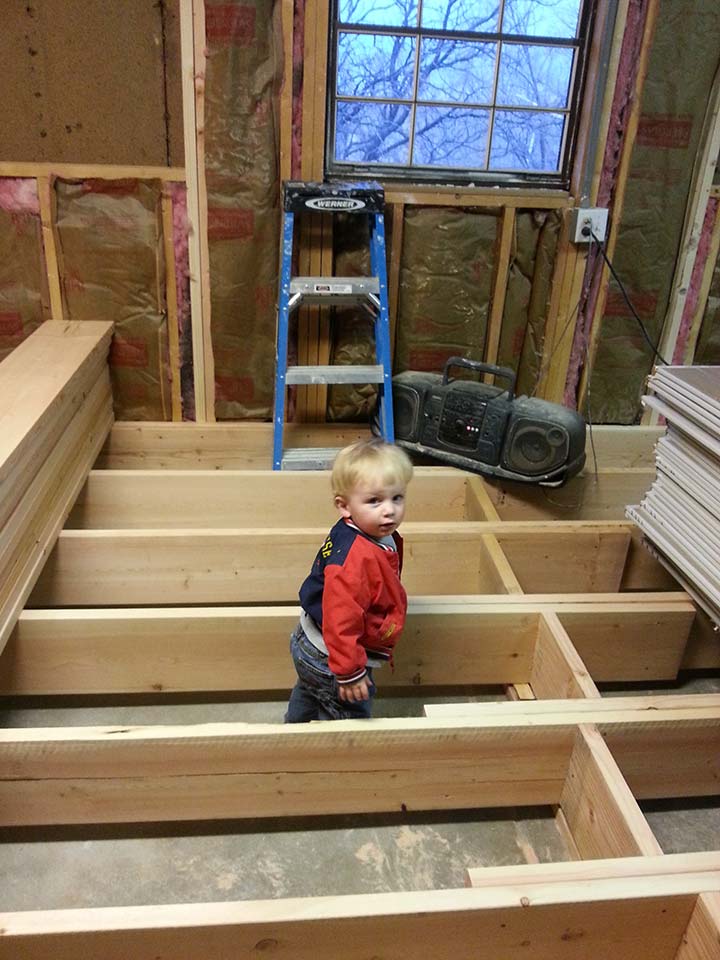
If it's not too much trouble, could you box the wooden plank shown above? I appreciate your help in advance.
[0,604,540,695]
[384,185,572,209]
[424,694,720,720]
[36,176,64,320]
[0,163,185,180]
[0,875,708,960]
[464,476,501,520]
[66,468,469,528]
[467,851,719,889]
[387,202,404,357]
[682,610,720,671]
[96,422,662,471]
[0,370,114,654]
[496,525,630,593]
[28,523,637,606]
[1,709,719,826]
[622,527,681,591]
[179,0,213,421]
[96,421,372,469]
[529,613,600,700]
[675,892,720,960]
[486,468,655,522]
[279,0,294,182]
[559,724,662,859]
[0,720,577,826]
[1,597,691,694]
[557,602,694,682]
[161,188,183,421]
[0,320,113,530]
[484,207,515,374]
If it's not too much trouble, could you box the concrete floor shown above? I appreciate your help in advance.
[1,677,718,912]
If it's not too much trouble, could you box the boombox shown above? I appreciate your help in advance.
[391,358,586,486]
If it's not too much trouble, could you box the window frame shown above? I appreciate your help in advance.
[324,0,597,189]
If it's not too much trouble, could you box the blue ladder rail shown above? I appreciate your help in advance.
[272,181,394,471]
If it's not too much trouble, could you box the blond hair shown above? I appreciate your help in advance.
[331,438,413,497]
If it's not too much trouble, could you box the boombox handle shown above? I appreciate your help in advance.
[442,357,516,402]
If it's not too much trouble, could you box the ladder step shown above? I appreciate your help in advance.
[286,364,384,385]
[281,447,343,470]
[289,277,380,306]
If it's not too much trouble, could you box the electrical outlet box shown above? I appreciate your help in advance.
[570,207,609,243]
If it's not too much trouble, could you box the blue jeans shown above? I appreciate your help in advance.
[285,623,375,722]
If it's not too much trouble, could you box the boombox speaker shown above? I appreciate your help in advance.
[389,358,586,486]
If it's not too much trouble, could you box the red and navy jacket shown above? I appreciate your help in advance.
[299,517,406,684]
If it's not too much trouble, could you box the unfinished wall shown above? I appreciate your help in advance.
[0,0,183,166]
[587,1,720,422]
[204,0,283,420]
[0,181,45,362]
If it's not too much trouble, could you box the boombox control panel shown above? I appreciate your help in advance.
[439,393,487,449]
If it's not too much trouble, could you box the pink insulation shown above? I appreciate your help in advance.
[672,197,719,364]
[0,178,40,215]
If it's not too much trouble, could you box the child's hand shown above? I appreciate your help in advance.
[338,676,371,702]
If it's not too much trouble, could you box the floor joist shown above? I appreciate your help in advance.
[27,522,637,606]
[0,594,694,695]
[1,705,717,827]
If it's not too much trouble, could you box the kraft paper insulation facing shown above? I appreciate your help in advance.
[0,179,45,363]
[53,178,174,420]
[326,206,560,422]
[204,0,283,420]
[573,1,720,423]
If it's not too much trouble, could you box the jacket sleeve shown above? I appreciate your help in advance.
[322,545,371,683]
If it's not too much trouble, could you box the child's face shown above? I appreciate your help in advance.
[335,477,407,540]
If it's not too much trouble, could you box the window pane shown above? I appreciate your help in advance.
[496,43,573,109]
[335,101,412,163]
[337,32,416,99]
[419,39,497,104]
[413,106,490,167]
[503,0,581,38]
[489,110,564,171]
[339,0,418,28]
[421,0,500,32]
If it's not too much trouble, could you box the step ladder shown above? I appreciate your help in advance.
[272,180,395,470]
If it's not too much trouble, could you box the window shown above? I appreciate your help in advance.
[326,0,593,187]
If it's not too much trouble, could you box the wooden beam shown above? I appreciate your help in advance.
[279,0,294,182]
[67,468,469,528]
[467,851,719,889]
[559,724,662,859]
[529,613,599,700]
[0,872,713,960]
[160,188,183,421]
[484,207,515,375]
[179,0,214,421]
[1,708,718,826]
[0,163,185,181]
[675,892,720,960]
[384,185,572,209]
[28,522,635,606]
[387,202,404,358]
[0,320,113,531]
[424,693,720,720]
[95,422,664,471]
[0,371,113,654]
[36,176,63,320]
[682,199,720,366]
[1,596,692,695]
[485,467,655,522]
[95,421,372,469]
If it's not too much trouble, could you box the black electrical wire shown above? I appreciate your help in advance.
[590,229,670,366]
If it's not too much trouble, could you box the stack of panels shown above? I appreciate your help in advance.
[0,320,114,651]
[627,366,720,624]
